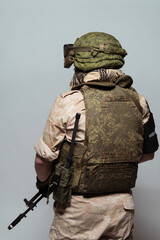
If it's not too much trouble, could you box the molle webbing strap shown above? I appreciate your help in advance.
[115,86,143,115]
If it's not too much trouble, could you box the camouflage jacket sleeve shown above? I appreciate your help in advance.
[34,95,67,161]
[34,90,85,161]
[139,94,150,124]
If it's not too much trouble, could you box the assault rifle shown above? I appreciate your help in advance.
[8,113,81,230]
[8,183,54,230]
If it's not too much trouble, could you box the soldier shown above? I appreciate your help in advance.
[34,32,159,240]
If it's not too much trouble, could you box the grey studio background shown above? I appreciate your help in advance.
[1,0,160,240]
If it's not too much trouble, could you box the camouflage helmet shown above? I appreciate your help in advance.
[64,32,127,72]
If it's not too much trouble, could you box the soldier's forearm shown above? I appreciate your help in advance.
[139,153,154,164]
[34,154,53,182]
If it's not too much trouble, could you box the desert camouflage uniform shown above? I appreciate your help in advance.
[34,70,150,240]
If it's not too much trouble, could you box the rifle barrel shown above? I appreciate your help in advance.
[8,194,43,230]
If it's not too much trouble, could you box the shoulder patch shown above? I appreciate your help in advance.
[61,90,80,98]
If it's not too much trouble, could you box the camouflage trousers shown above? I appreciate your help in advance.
[49,192,134,240]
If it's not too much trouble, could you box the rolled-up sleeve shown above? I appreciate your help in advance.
[34,95,67,161]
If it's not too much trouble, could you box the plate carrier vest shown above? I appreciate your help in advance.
[54,82,144,196]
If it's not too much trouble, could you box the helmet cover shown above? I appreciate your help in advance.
[72,32,127,72]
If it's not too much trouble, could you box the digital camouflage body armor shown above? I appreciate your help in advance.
[53,80,144,200]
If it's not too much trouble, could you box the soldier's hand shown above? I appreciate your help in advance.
[36,176,50,197]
